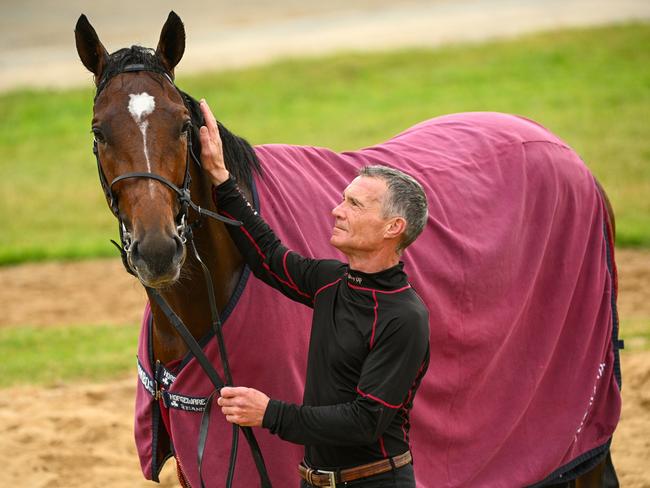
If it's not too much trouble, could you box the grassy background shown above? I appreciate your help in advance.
[0,324,138,387]
[0,23,649,265]
[0,318,645,388]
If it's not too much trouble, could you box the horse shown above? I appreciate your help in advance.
[75,11,622,488]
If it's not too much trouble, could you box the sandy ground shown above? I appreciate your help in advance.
[0,353,646,488]
[0,250,648,487]
[0,259,147,328]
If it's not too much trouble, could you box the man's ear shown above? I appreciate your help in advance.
[385,217,407,241]
[156,11,186,76]
[75,14,109,83]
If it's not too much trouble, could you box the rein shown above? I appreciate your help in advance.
[92,64,272,488]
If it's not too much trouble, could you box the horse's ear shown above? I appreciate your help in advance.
[156,11,185,75]
[75,14,109,83]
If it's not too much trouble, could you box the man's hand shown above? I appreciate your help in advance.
[199,99,230,186]
[217,386,270,427]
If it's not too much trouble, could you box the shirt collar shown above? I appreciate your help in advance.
[345,262,408,292]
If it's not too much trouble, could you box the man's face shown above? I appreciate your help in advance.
[330,176,392,255]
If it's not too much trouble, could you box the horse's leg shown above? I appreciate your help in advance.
[543,450,618,488]
[600,452,620,488]
[573,457,605,488]
[574,451,619,488]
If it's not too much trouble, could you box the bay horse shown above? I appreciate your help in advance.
[75,11,622,488]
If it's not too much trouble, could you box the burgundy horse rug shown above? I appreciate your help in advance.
[134,112,621,487]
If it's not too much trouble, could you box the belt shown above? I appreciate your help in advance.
[298,451,412,487]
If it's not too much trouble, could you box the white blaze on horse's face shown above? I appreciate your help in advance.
[128,93,156,193]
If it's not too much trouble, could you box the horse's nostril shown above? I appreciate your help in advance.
[173,234,185,260]
[130,240,141,261]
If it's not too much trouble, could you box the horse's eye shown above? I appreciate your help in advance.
[92,128,106,144]
[181,120,192,135]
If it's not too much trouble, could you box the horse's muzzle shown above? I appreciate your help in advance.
[128,232,186,287]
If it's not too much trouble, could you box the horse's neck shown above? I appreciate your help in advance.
[147,164,246,366]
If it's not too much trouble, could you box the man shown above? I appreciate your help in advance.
[199,99,430,487]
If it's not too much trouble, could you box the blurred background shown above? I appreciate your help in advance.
[0,1,649,486]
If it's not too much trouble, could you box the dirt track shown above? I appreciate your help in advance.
[0,250,649,487]
[0,353,646,488]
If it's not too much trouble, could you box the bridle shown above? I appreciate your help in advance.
[92,63,239,272]
[91,63,272,488]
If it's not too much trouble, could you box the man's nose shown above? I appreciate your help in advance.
[331,203,344,218]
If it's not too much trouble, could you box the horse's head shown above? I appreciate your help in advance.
[75,12,194,288]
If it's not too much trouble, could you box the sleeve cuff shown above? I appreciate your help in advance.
[262,398,284,434]
[211,175,239,208]
[213,175,237,193]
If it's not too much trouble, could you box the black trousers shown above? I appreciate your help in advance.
[300,463,415,488]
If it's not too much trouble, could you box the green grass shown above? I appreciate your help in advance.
[0,324,139,387]
[1,23,649,264]
[0,315,646,389]
[619,318,650,351]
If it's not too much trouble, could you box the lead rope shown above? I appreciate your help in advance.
[146,225,272,488]
[148,277,272,488]
[191,233,272,487]
[187,233,239,488]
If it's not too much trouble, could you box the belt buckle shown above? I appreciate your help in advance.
[316,470,337,488]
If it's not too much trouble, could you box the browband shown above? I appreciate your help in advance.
[95,63,174,99]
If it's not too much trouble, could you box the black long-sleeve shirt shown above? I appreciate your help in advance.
[213,177,430,470]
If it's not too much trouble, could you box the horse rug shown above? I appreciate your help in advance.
[134,111,621,487]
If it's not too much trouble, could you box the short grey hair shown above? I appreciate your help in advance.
[359,165,428,252]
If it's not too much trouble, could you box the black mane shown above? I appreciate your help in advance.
[97,45,262,186]
[180,91,262,186]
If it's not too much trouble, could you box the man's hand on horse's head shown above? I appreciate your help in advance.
[218,386,270,427]
[199,99,230,186]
